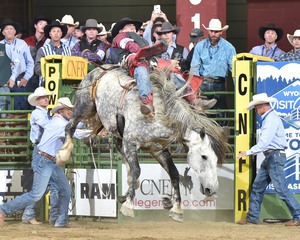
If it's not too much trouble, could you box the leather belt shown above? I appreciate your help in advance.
[263,149,285,157]
[203,77,225,83]
[38,151,56,162]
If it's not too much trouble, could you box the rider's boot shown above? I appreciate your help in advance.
[134,40,168,61]
[140,92,154,117]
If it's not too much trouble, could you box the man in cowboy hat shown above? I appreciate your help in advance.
[250,23,285,59]
[276,29,300,61]
[0,18,34,110]
[191,18,236,125]
[56,14,79,49]
[72,19,106,65]
[97,23,111,50]
[21,87,59,225]
[24,16,52,93]
[110,17,167,117]
[34,20,71,85]
[236,93,300,226]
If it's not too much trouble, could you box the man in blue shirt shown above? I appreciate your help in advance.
[191,18,236,125]
[276,29,300,62]
[0,18,34,110]
[250,23,285,59]
[236,93,300,226]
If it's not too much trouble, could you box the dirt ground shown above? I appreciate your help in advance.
[0,218,299,240]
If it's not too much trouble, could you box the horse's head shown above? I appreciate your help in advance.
[183,128,219,196]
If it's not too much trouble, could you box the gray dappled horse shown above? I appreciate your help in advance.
[58,65,230,222]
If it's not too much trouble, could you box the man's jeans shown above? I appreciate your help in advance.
[0,86,10,118]
[134,66,152,99]
[22,146,60,223]
[0,153,71,227]
[246,151,300,223]
[200,81,228,126]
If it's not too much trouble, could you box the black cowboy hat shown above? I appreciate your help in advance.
[258,23,283,42]
[44,20,67,39]
[111,17,143,38]
[33,16,52,26]
[155,22,180,35]
[1,18,18,33]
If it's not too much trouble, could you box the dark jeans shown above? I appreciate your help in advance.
[200,80,228,126]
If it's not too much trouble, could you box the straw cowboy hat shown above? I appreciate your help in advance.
[202,18,229,31]
[57,14,79,28]
[247,93,277,110]
[111,17,143,38]
[82,19,103,33]
[28,87,53,107]
[51,97,74,114]
[97,23,108,36]
[287,29,300,46]
[44,20,67,39]
[155,22,180,35]
[259,23,283,42]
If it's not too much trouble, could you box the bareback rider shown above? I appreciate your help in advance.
[110,17,167,117]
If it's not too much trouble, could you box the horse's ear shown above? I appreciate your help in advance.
[199,127,206,139]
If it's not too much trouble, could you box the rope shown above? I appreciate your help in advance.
[89,135,114,199]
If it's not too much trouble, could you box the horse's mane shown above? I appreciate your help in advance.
[150,70,230,165]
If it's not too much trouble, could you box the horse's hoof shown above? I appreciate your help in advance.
[117,195,127,204]
[162,197,173,209]
[120,205,134,218]
[169,210,183,222]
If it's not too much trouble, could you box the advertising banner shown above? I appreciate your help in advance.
[122,163,234,210]
[256,62,300,193]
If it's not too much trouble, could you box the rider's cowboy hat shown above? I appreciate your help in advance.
[28,87,53,107]
[82,19,102,33]
[259,23,283,42]
[44,20,67,39]
[155,22,180,35]
[1,18,18,33]
[202,18,229,31]
[51,97,74,114]
[287,29,300,46]
[97,23,107,36]
[247,93,277,110]
[56,14,79,28]
[111,17,142,38]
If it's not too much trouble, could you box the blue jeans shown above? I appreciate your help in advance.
[246,151,300,223]
[22,146,60,223]
[0,86,10,118]
[133,66,152,99]
[200,80,228,126]
[0,153,71,227]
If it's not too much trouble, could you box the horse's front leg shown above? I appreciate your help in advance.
[119,140,140,218]
[151,149,183,222]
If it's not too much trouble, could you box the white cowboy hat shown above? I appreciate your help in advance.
[247,93,277,110]
[287,29,300,46]
[202,18,229,31]
[28,87,53,107]
[57,15,79,28]
[97,23,108,36]
[51,97,74,114]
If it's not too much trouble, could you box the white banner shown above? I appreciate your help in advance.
[122,163,234,210]
[68,169,117,217]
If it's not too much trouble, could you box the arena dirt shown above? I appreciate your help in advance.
[0,218,299,240]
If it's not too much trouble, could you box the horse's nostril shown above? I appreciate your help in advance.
[205,188,211,195]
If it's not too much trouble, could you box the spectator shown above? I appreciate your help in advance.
[0,18,34,110]
[24,16,52,92]
[73,26,84,40]
[236,93,300,226]
[97,23,111,50]
[250,23,285,59]
[72,19,106,65]
[276,29,300,61]
[56,14,80,49]
[191,18,236,126]
[34,20,71,86]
